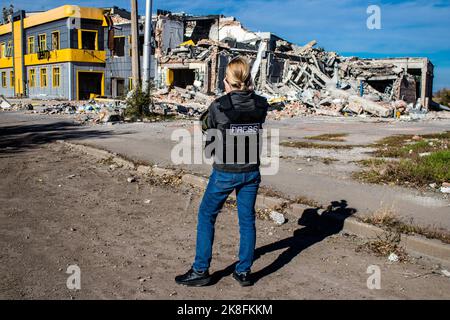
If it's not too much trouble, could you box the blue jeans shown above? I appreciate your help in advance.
[193,168,261,274]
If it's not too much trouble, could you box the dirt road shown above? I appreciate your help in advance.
[0,142,449,299]
[1,111,448,230]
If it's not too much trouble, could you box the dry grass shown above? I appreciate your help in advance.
[98,156,116,166]
[224,199,237,209]
[355,131,450,187]
[256,208,272,221]
[280,140,354,150]
[146,173,183,188]
[370,131,449,158]
[360,208,450,244]
[354,150,450,187]
[321,157,339,165]
[293,196,322,208]
[357,232,408,261]
[304,133,349,142]
[259,186,286,199]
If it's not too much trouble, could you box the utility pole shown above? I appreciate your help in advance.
[131,0,140,90]
[142,0,153,93]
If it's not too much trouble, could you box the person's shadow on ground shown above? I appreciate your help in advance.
[209,200,356,285]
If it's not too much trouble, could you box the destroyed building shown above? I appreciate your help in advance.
[154,11,435,117]
[0,4,437,118]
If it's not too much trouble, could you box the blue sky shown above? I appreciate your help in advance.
[9,0,450,91]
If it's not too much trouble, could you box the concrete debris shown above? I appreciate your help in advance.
[2,11,440,123]
[13,99,127,125]
[151,12,437,120]
[127,177,136,183]
[388,252,399,262]
[442,269,450,277]
[269,211,286,225]
[440,182,450,194]
[0,95,12,110]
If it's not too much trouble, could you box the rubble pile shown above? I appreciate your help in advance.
[2,11,441,123]
[23,99,127,124]
[153,12,438,121]
[260,43,428,119]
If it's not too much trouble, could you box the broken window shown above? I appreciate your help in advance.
[6,40,12,57]
[113,36,125,57]
[128,35,145,56]
[80,30,97,50]
[171,69,196,88]
[112,78,125,97]
[184,19,215,43]
[38,34,47,51]
[366,79,394,98]
[51,31,60,50]
[406,68,423,101]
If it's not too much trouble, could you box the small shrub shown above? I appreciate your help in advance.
[124,84,153,119]
[434,88,450,107]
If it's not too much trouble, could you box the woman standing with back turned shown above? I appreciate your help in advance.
[175,56,269,287]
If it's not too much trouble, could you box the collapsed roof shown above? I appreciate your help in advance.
[109,8,436,118]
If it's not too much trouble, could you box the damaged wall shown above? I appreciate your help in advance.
[152,11,435,118]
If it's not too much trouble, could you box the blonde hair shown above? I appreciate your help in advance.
[225,56,252,91]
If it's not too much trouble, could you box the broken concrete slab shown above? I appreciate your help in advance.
[0,95,12,110]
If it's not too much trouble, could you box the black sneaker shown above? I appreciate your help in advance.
[175,268,211,287]
[233,271,253,287]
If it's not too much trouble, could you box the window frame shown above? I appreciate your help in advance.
[1,72,6,88]
[52,67,61,88]
[0,42,4,58]
[51,31,60,51]
[40,68,48,88]
[38,33,47,52]
[29,69,36,88]
[6,40,12,57]
[27,36,35,54]
[113,35,126,57]
[10,71,14,88]
[78,29,98,51]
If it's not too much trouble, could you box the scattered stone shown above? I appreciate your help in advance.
[388,253,399,262]
[440,182,450,194]
[66,174,76,179]
[441,269,450,277]
[270,211,286,225]
[419,152,431,157]
[0,95,12,110]
[127,177,136,183]
[144,199,152,204]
